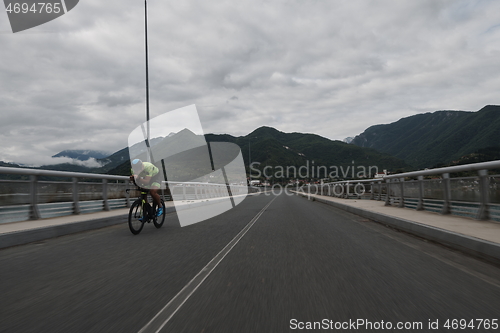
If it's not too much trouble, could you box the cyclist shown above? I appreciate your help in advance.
[130,159,163,217]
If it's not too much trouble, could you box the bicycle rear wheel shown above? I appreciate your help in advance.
[153,199,166,229]
[128,199,145,235]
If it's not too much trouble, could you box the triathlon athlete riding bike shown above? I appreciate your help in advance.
[130,159,164,216]
[128,159,166,234]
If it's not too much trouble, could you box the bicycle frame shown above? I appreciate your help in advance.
[139,189,154,222]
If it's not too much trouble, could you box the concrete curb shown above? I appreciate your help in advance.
[0,214,129,250]
[0,194,255,250]
[0,204,187,249]
[298,193,500,265]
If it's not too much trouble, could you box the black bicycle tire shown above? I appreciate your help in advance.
[128,199,145,235]
[153,199,166,228]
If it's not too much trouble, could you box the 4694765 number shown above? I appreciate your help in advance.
[444,319,498,330]
[5,2,62,14]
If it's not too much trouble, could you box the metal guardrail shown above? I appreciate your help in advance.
[306,160,500,221]
[0,167,252,223]
[166,181,249,201]
[4,159,499,223]
[0,166,130,222]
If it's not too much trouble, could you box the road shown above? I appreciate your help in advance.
[1,193,500,332]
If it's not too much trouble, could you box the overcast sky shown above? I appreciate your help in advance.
[1,0,499,166]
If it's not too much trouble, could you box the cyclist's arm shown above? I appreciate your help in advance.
[132,174,152,187]
[140,175,153,186]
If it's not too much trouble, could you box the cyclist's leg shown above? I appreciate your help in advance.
[149,173,163,216]
[150,188,161,207]
[150,183,163,216]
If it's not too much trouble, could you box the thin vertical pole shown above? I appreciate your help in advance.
[248,138,251,170]
[144,0,151,158]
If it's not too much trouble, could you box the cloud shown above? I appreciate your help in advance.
[1,0,500,165]
[9,154,105,168]
[38,156,104,168]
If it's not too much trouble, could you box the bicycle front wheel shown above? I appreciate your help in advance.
[128,199,145,235]
[153,199,166,229]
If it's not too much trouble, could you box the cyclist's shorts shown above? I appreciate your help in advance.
[149,173,162,189]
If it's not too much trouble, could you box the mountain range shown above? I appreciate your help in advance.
[101,126,408,179]
[2,104,499,179]
[205,127,408,177]
[351,105,500,169]
[0,127,409,180]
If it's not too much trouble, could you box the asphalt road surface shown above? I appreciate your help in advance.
[1,193,500,332]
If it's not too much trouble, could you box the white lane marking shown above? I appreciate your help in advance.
[138,196,277,333]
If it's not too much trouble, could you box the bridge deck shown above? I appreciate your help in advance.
[1,193,500,333]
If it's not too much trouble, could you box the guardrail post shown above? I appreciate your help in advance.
[477,169,490,220]
[416,176,424,211]
[399,177,405,208]
[29,175,41,220]
[345,182,350,199]
[441,173,451,215]
[72,177,80,215]
[384,179,391,206]
[126,181,131,207]
[377,181,382,201]
[370,182,374,200]
[102,179,110,211]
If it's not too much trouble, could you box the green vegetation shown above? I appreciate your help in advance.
[206,126,409,180]
[445,145,500,177]
[351,105,500,169]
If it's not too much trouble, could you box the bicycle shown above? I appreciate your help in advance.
[128,187,166,235]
